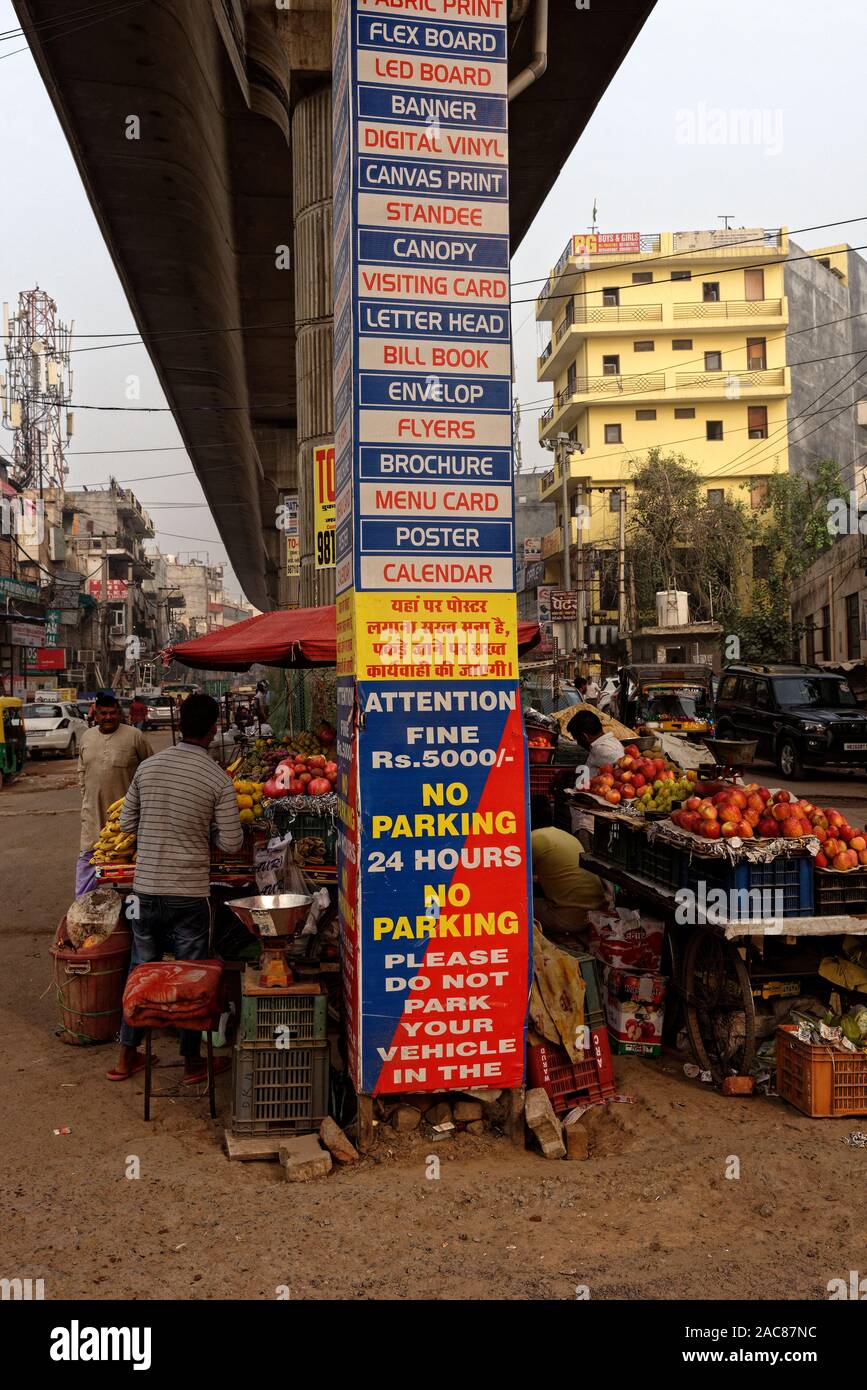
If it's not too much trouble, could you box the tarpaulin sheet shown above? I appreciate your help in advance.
[166,606,541,672]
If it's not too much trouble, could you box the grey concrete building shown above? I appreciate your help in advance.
[785,242,867,493]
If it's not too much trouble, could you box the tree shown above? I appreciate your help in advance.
[731,459,844,660]
[625,448,756,628]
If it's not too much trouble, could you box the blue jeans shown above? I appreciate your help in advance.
[120,895,210,1058]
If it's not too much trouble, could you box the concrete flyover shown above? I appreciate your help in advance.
[15,0,656,610]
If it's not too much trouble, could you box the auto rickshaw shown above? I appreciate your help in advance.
[616,664,715,742]
[0,697,27,785]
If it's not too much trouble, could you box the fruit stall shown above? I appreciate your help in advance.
[571,742,867,1111]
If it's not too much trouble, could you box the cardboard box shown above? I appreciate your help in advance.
[604,966,666,1057]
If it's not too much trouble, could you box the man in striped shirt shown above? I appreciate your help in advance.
[107,693,243,1084]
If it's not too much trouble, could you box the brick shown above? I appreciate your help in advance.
[391,1105,422,1133]
[721,1075,755,1096]
[453,1100,483,1122]
[319,1116,358,1164]
[278,1134,332,1182]
[564,1121,590,1161]
[525,1087,566,1159]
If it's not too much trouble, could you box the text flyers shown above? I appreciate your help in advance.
[333,0,530,1094]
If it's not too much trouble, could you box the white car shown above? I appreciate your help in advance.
[23,701,88,758]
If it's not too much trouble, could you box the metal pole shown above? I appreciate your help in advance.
[618,486,627,637]
[575,481,585,668]
[559,439,573,675]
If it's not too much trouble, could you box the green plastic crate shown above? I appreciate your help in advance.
[239,991,327,1046]
[230,1042,329,1136]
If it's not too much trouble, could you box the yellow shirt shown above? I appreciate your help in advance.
[531,826,607,912]
[78,724,153,850]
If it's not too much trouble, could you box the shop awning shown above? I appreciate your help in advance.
[165,607,541,672]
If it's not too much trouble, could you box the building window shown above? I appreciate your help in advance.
[707,488,725,507]
[752,545,770,580]
[706,420,724,440]
[672,339,693,350]
[821,604,831,659]
[805,613,815,665]
[109,606,125,634]
[609,490,622,511]
[748,405,769,439]
[750,481,768,508]
[635,408,657,420]
[746,337,767,371]
[846,592,861,659]
[632,271,653,284]
[566,363,576,397]
[633,340,654,352]
[672,270,691,282]
[602,287,620,307]
[675,407,695,419]
[703,282,721,302]
[602,355,620,376]
[704,351,723,371]
[604,424,622,444]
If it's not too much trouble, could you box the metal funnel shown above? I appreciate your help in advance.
[225,893,312,940]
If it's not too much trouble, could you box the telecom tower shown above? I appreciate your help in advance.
[1,287,73,493]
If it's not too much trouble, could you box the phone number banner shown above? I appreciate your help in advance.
[333,0,529,1094]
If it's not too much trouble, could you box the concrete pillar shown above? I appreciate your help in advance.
[292,84,333,608]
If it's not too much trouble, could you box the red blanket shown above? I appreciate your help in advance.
[123,960,224,1029]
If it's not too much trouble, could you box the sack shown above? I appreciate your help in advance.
[586,908,664,972]
[254,832,292,895]
[123,959,224,1028]
[75,849,99,900]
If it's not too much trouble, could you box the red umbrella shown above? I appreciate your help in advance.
[165,605,541,671]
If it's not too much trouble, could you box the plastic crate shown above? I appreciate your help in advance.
[684,852,813,918]
[814,867,867,916]
[555,943,605,1024]
[592,817,642,870]
[776,1024,867,1117]
[239,991,327,1046]
[528,764,571,798]
[637,836,685,893]
[527,1034,616,1114]
[271,805,337,866]
[230,1041,329,1135]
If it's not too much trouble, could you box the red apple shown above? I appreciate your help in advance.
[815,852,828,868]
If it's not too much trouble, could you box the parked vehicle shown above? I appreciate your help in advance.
[22,700,88,758]
[0,697,27,784]
[597,676,620,714]
[616,664,715,741]
[715,663,867,777]
[144,695,177,731]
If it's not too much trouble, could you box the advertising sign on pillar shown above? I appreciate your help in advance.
[333,0,531,1096]
[313,443,337,570]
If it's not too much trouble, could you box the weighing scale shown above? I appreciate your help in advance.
[226,893,312,989]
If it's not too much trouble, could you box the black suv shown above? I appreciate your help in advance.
[715,663,867,778]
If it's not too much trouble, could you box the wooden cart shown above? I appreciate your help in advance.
[581,813,867,1083]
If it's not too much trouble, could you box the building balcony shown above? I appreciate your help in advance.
[670,297,787,330]
[539,367,789,442]
[538,298,787,379]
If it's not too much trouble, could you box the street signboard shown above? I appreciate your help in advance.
[314,443,336,570]
[333,0,530,1096]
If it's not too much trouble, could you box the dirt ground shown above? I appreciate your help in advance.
[2,753,866,1302]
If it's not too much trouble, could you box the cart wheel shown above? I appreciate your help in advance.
[683,928,756,1083]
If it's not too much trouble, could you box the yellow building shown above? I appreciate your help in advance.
[535,228,791,593]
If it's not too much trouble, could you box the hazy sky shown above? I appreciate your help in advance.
[1,0,865,600]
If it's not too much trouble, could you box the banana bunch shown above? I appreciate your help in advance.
[91,798,137,865]
[226,756,243,775]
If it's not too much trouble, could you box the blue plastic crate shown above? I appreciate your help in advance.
[684,852,813,919]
